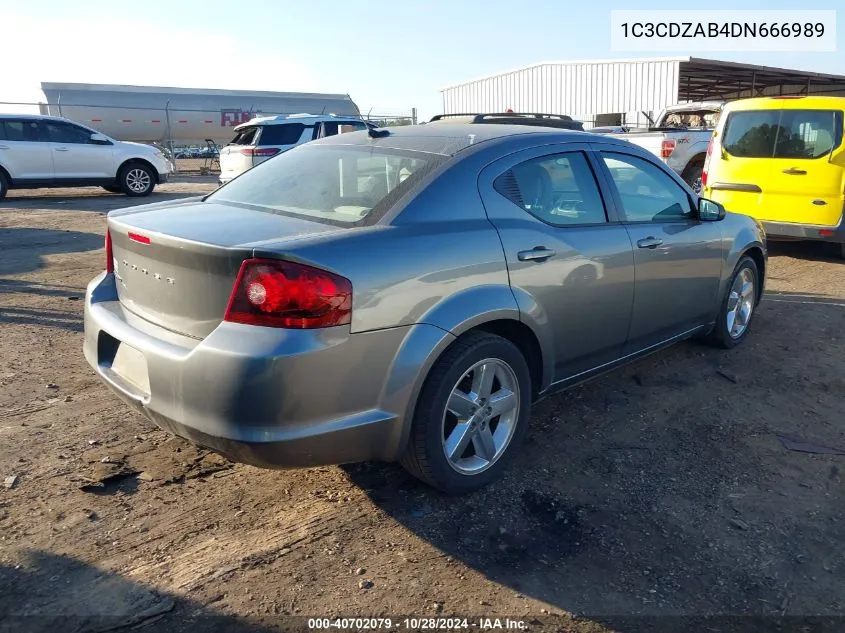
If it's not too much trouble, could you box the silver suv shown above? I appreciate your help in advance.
[0,114,173,199]
[218,113,371,185]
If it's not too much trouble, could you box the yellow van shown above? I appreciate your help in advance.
[702,96,845,258]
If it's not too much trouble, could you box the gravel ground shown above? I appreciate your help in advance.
[1,183,843,633]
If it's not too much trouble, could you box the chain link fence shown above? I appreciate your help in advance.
[0,100,417,173]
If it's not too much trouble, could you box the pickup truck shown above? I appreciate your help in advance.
[598,101,724,193]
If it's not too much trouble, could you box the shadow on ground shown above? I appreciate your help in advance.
[344,293,845,630]
[0,227,103,276]
[0,551,293,633]
[767,240,844,263]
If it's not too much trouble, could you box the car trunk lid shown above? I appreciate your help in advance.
[108,199,342,339]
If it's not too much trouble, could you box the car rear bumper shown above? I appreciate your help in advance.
[762,218,845,243]
[83,272,449,468]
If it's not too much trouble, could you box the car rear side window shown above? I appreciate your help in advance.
[601,152,693,222]
[723,109,843,159]
[322,121,368,136]
[3,120,41,142]
[493,152,608,226]
[257,123,307,146]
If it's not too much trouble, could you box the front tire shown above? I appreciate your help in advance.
[119,163,155,197]
[706,256,759,349]
[401,332,532,494]
[0,171,8,200]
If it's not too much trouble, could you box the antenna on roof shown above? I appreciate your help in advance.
[368,127,390,138]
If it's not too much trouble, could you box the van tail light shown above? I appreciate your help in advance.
[819,229,834,237]
[701,138,715,188]
[224,259,352,329]
[239,147,281,157]
[105,230,114,273]
[660,139,676,158]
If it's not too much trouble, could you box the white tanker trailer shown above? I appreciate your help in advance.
[38,82,362,146]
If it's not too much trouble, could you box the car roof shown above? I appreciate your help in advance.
[0,113,76,123]
[429,112,583,130]
[723,96,845,111]
[234,113,365,130]
[314,123,596,156]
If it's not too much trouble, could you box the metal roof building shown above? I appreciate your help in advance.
[440,57,845,128]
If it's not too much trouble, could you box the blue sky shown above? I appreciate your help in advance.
[0,0,841,120]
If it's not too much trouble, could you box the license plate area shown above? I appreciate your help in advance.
[98,332,151,399]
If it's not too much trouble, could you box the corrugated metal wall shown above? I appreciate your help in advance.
[442,60,681,128]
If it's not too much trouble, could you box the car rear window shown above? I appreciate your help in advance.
[723,109,843,159]
[257,123,307,146]
[228,126,259,145]
[207,145,441,225]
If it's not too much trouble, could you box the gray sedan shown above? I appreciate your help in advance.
[84,124,766,493]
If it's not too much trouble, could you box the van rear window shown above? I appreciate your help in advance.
[723,109,843,159]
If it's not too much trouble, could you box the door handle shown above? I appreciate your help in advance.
[517,247,556,262]
[0,145,9,150]
[782,168,807,175]
[55,147,69,152]
[637,237,664,249]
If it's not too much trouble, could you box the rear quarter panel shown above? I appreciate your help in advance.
[251,153,518,335]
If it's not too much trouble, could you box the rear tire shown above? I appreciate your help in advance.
[682,159,704,194]
[400,332,532,494]
[706,256,759,349]
[102,185,122,194]
[119,163,155,197]
[0,171,8,200]
[838,243,845,260]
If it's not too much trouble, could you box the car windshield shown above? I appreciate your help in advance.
[207,144,440,224]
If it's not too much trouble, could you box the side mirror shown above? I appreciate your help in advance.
[89,133,112,145]
[698,198,726,221]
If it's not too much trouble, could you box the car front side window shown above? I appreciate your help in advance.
[601,152,693,222]
[46,122,94,144]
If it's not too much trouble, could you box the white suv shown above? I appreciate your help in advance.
[218,113,371,185]
[0,114,174,200]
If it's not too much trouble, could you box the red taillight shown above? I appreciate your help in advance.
[819,229,834,237]
[702,137,715,188]
[240,147,281,157]
[224,259,352,329]
[660,139,676,158]
[105,230,114,273]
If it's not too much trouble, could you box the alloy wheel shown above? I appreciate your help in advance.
[441,358,520,475]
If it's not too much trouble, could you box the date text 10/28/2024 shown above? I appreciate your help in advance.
[308,618,528,630]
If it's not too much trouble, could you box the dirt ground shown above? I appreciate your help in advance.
[1,183,844,633]
[174,158,219,175]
